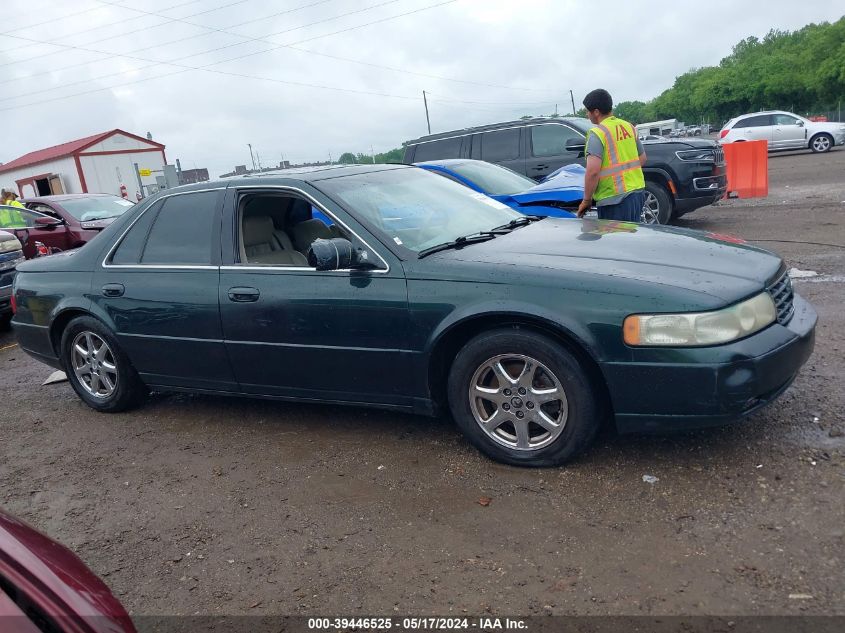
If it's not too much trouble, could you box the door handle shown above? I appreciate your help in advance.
[532,164,549,170]
[101,283,124,297]
[228,287,260,302]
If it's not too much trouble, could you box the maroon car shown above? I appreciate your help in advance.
[17,195,135,256]
[0,509,136,633]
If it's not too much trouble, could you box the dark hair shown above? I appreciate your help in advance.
[583,89,613,115]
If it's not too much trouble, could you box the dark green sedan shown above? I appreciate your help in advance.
[11,165,816,466]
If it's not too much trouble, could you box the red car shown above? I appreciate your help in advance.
[14,194,134,257]
[0,509,136,633]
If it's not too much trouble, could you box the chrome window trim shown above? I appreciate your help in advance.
[101,187,227,270]
[230,184,390,274]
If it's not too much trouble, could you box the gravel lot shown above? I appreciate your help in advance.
[1,148,843,618]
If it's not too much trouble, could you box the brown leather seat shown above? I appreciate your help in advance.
[242,216,307,266]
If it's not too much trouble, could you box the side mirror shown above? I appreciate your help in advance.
[307,238,376,271]
[565,139,586,153]
[796,120,804,127]
[34,216,61,228]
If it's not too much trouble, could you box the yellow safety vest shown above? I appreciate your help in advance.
[0,205,24,226]
[586,116,645,202]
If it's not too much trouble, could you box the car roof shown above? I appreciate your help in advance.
[404,117,589,146]
[414,159,473,168]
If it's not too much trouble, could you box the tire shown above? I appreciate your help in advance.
[641,181,673,225]
[0,313,11,332]
[809,133,832,153]
[447,328,601,467]
[60,315,147,412]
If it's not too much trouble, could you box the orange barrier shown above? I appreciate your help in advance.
[722,140,768,198]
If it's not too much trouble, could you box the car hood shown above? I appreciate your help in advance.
[807,121,845,134]
[496,165,584,205]
[433,218,782,303]
[0,510,135,632]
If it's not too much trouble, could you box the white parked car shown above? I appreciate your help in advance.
[719,110,845,153]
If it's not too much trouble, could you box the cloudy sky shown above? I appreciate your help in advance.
[1,0,842,177]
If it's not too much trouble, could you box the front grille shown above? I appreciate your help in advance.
[713,147,725,165]
[768,270,794,325]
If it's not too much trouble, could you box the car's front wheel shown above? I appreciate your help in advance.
[61,316,147,412]
[447,328,600,467]
[641,181,673,225]
[809,133,833,153]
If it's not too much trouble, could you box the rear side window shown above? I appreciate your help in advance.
[530,125,583,157]
[141,191,221,264]
[413,137,463,161]
[110,201,162,264]
[480,128,520,161]
[734,115,772,128]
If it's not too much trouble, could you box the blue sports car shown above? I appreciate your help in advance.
[415,159,582,218]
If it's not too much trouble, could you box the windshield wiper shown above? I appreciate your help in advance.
[490,215,544,232]
[417,232,500,259]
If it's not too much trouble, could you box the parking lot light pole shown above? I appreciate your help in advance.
[570,89,576,116]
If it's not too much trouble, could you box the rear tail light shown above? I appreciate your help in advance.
[10,293,16,314]
[719,129,729,139]
[35,241,49,257]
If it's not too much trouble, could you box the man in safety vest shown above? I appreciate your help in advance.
[576,89,647,222]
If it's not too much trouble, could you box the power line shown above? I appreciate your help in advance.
[1,0,557,99]
[0,0,411,105]
[1,0,137,37]
[0,0,336,84]
[0,0,459,113]
[0,0,227,61]
[0,0,389,86]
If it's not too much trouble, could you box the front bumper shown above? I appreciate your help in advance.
[603,293,817,433]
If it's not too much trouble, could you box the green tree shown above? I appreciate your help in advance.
[338,152,357,164]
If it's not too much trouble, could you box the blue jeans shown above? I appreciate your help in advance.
[597,190,645,222]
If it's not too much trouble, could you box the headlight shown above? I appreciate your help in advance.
[623,292,776,347]
[675,149,715,161]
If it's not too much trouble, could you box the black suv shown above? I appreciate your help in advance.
[403,117,727,224]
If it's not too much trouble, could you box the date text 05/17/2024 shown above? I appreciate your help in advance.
[307,618,528,630]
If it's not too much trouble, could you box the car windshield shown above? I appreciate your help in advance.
[57,196,135,221]
[318,168,522,253]
[445,161,536,196]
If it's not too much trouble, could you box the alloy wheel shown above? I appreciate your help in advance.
[641,192,660,224]
[71,331,118,398]
[468,354,568,451]
[812,136,831,152]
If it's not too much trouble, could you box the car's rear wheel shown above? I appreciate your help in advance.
[810,133,832,153]
[447,328,600,467]
[61,316,147,412]
[0,313,11,332]
[642,181,673,225]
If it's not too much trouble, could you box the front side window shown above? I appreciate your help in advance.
[317,168,520,254]
[773,114,800,125]
[481,128,520,161]
[141,191,220,264]
[530,125,583,157]
[413,137,463,162]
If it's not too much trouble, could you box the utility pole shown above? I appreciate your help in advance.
[423,90,431,134]
[248,144,256,171]
[570,90,576,116]
[371,145,376,164]
[256,152,263,170]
